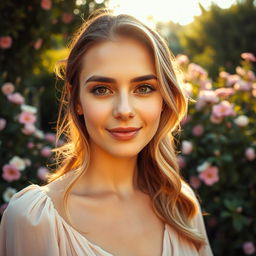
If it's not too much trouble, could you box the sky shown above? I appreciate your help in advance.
[105,0,237,25]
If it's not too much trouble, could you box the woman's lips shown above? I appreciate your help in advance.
[106,127,141,141]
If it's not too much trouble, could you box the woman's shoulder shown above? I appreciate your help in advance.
[4,172,73,221]
[0,183,67,256]
[2,184,54,225]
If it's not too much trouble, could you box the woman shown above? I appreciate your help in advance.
[0,10,213,256]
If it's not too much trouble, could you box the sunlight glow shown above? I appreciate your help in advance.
[107,0,236,26]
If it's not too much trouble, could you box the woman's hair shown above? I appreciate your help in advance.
[48,9,206,250]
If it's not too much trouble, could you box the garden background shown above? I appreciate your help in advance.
[0,0,255,255]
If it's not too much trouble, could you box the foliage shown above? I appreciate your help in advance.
[0,0,105,81]
[0,0,106,131]
[176,52,256,255]
[0,79,57,214]
[0,0,106,213]
[179,0,256,78]
[156,21,184,55]
[1,1,256,254]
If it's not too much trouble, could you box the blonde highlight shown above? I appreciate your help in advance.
[48,10,206,251]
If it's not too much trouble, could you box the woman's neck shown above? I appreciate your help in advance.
[73,144,140,199]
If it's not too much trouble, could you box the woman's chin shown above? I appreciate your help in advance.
[107,150,140,159]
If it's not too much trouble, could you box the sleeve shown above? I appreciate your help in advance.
[182,182,214,256]
[0,185,60,256]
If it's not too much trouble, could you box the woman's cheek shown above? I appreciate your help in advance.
[138,97,163,123]
[82,99,110,128]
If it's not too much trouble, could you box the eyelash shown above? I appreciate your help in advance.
[90,84,156,96]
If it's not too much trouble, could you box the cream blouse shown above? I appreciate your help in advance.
[0,184,214,256]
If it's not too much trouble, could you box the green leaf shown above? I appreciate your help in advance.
[221,154,233,162]
[232,214,248,231]
[221,211,231,218]
[224,199,236,211]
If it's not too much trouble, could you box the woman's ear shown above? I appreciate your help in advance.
[76,104,83,115]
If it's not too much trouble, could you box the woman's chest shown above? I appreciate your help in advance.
[67,193,165,256]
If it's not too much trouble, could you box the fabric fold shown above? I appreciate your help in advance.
[0,184,213,256]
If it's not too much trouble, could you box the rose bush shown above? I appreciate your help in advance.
[1,52,255,255]
[0,1,255,254]
[0,81,59,213]
[0,0,105,217]
[176,53,256,255]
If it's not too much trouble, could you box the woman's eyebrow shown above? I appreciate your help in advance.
[84,74,158,85]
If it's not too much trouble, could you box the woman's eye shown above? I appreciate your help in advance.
[90,86,112,96]
[135,84,156,94]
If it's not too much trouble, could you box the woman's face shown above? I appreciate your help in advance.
[78,37,163,158]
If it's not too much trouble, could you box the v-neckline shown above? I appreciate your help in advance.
[33,184,168,256]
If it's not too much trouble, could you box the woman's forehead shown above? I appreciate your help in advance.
[79,38,156,82]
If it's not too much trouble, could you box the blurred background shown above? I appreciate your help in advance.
[0,0,255,255]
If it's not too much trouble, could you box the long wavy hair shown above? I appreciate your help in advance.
[48,9,206,251]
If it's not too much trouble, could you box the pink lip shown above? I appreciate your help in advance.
[106,127,141,141]
[107,127,141,132]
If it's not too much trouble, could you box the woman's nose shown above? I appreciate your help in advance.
[113,92,135,120]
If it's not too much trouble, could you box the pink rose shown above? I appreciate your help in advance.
[2,164,21,182]
[195,100,205,110]
[199,80,212,90]
[199,166,219,186]
[234,80,252,91]
[34,38,43,50]
[22,124,36,135]
[245,147,255,161]
[187,63,208,80]
[1,82,15,95]
[27,142,34,149]
[41,0,52,10]
[7,93,25,104]
[210,114,223,124]
[37,167,49,181]
[45,132,56,143]
[177,155,186,168]
[189,176,201,189]
[241,52,256,62]
[192,124,204,136]
[61,13,74,24]
[0,118,7,131]
[176,54,189,66]
[18,111,37,125]
[212,101,236,118]
[199,90,219,103]
[215,88,235,98]
[41,146,52,157]
[226,74,240,87]
[181,140,193,155]
[0,36,12,49]
[195,90,219,110]
[243,241,256,255]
